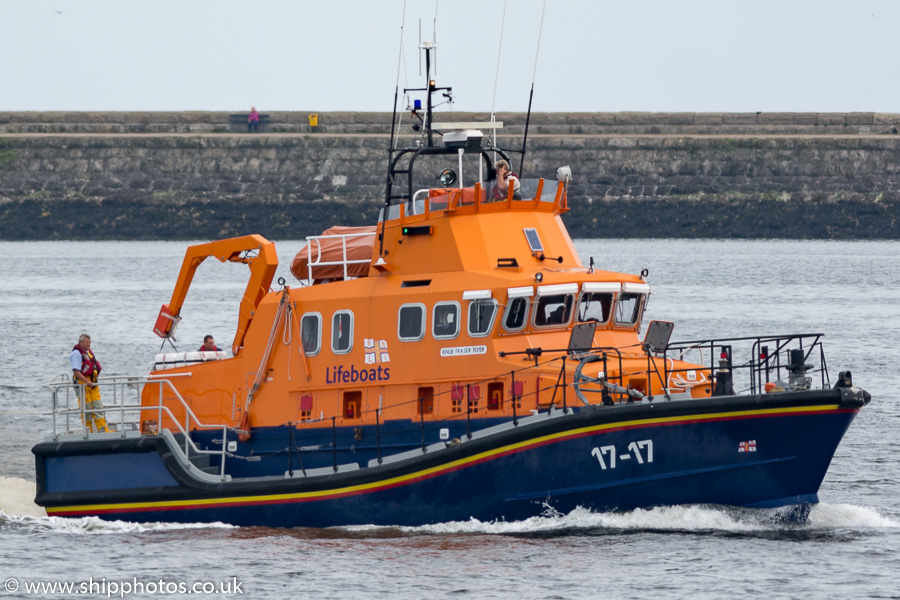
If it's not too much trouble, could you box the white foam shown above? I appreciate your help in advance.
[400,505,767,534]
[0,510,236,534]
[349,503,899,535]
[807,503,899,528]
[0,476,47,517]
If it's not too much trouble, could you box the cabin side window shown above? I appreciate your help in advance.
[467,299,498,337]
[300,312,322,356]
[533,294,574,328]
[614,293,644,326]
[433,301,460,340]
[503,297,531,332]
[577,293,613,324]
[331,310,354,354]
[398,303,426,342]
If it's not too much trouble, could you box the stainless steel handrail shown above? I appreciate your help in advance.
[44,374,231,480]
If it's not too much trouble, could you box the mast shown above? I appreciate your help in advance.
[422,41,436,147]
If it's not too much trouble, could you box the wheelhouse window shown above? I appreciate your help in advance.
[398,303,426,342]
[614,282,651,327]
[467,299,498,337]
[504,298,530,332]
[433,301,460,340]
[332,310,354,354]
[300,312,322,356]
[614,294,643,325]
[502,286,533,333]
[577,283,620,324]
[533,284,577,328]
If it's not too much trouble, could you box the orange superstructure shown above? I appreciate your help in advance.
[144,173,712,437]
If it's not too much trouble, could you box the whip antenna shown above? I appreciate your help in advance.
[519,0,547,176]
[433,0,439,75]
[380,0,408,261]
[489,0,508,148]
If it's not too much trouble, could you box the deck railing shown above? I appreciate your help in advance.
[43,374,230,480]
[44,333,831,480]
[663,333,829,397]
[301,230,377,285]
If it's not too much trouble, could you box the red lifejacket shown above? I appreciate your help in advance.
[73,345,101,382]
[492,173,520,200]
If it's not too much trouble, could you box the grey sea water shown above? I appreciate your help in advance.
[0,239,897,600]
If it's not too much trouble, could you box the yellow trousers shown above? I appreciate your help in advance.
[79,384,108,432]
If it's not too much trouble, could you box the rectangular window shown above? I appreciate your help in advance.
[398,303,426,341]
[615,293,643,325]
[503,297,530,332]
[577,293,613,324]
[300,313,322,356]
[534,294,573,327]
[433,302,460,339]
[467,299,498,337]
[332,311,354,354]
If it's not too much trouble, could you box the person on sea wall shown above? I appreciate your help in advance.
[248,106,260,132]
[492,159,521,200]
[199,335,221,352]
[70,333,110,433]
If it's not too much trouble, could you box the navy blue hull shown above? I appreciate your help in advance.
[33,388,865,527]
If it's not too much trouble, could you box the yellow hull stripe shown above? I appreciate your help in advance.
[46,403,843,515]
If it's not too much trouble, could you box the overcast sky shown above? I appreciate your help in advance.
[2,0,898,114]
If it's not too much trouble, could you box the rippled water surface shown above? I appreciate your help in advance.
[0,239,897,599]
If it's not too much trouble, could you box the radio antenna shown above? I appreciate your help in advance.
[380,0,408,261]
[433,0,439,75]
[519,0,547,177]
[489,0,508,149]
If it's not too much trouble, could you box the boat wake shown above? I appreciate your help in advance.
[0,476,234,534]
[379,503,899,536]
[0,509,236,535]
[0,476,45,518]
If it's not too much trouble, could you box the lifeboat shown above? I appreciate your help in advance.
[33,44,871,528]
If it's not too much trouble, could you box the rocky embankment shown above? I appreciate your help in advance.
[1,111,899,240]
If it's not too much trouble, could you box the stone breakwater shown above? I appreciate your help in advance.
[1,112,899,240]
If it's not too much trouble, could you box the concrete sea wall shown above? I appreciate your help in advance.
[1,112,899,240]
